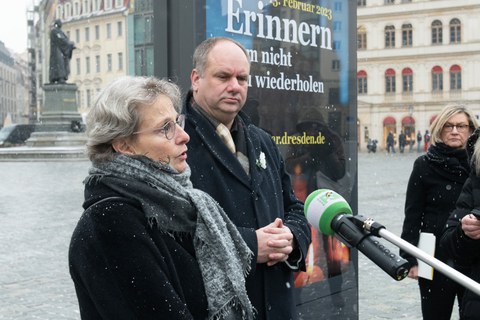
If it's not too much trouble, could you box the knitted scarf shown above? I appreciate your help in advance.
[426,143,470,183]
[87,154,254,320]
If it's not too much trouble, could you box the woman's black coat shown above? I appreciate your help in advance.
[69,182,208,319]
[400,145,470,267]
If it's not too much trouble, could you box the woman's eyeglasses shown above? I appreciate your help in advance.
[443,123,470,133]
[133,114,186,140]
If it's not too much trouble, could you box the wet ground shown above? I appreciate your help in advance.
[0,152,461,319]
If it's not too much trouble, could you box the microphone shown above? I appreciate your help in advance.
[305,189,410,281]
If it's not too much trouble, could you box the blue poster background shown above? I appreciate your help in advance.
[203,1,358,318]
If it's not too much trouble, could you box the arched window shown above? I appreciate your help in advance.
[73,1,80,16]
[82,0,91,15]
[56,5,63,20]
[357,70,367,94]
[432,66,443,92]
[64,3,72,19]
[450,18,461,44]
[357,25,367,50]
[431,20,442,45]
[450,65,462,90]
[385,25,395,48]
[402,68,413,94]
[402,23,412,47]
[385,68,396,93]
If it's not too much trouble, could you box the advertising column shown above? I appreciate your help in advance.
[156,0,358,318]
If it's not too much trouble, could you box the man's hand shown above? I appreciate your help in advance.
[256,218,294,266]
[461,214,480,240]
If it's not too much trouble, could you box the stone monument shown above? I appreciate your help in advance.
[27,19,86,147]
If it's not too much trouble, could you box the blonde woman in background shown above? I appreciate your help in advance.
[400,105,478,320]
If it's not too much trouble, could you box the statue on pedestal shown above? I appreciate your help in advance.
[49,19,75,84]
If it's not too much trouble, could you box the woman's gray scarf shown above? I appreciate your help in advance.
[87,154,254,320]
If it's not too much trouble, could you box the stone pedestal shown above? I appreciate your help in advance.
[26,83,87,147]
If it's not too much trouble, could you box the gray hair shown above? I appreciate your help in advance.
[428,104,478,146]
[86,76,182,163]
[192,37,250,77]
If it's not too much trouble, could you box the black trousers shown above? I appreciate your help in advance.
[418,271,464,320]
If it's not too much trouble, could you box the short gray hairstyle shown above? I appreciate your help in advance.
[86,76,182,163]
[429,104,478,146]
[192,37,250,77]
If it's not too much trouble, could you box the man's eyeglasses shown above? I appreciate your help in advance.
[443,123,470,133]
[133,114,185,140]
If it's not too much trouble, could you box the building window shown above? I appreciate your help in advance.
[385,25,395,48]
[134,15,153,45]
[118,52,123,70]
[106,23,112,39]
[75,29,80,43]
[402,68,413,94]
[333,41,341,50]
[82,0,90,14]
[117,21,123,37]
[333,21,342,31]
[95,25,100,40]
[65,3,71,18]
[432,66,443,92]
[56,5,63,20]
[402,23,412,47]
[357,70,367,94]
[73,1,80,16]
[357,0,366,6]
[450,18,461,44]
[385,68,396,93]
[401,0,412,2]
[95,55,100,73]
[135,47,154,76]
[85,27,89,42]
[107,54,112,71]
[357,25,367,50]
[450,65,462,90]
[384,0,394,4]
[115,0,123,7]
[86,89,91,108]
[432,20,443,45]
[76,58,81,75]
[332,60,340,71]
[85,57,90,74]
[105,0,112,10]
[92,0,100,11]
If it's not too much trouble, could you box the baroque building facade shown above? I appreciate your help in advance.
[357,0,480,151]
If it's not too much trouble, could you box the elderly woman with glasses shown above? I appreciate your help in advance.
[400,104,478,320]
[69,76,254,320]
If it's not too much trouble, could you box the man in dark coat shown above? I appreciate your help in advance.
[183,37,311,320]
[49,19,75,84]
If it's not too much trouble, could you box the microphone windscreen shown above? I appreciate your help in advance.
[304,189,352,235]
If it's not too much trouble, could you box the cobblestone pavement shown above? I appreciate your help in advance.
[0,153,462,319]
[358,151,460,320]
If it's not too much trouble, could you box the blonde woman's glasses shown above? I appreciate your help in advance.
[443,123,470,133]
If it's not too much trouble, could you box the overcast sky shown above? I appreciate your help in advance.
[0,0,33,53]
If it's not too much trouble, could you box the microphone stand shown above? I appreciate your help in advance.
[351,215,480,296]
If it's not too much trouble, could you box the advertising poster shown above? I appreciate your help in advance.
[196,0,358,318]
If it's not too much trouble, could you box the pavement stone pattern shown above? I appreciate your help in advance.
[358,152,460,320]
[0,153,462,319]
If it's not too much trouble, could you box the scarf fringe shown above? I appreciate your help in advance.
[209,296,256,320]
